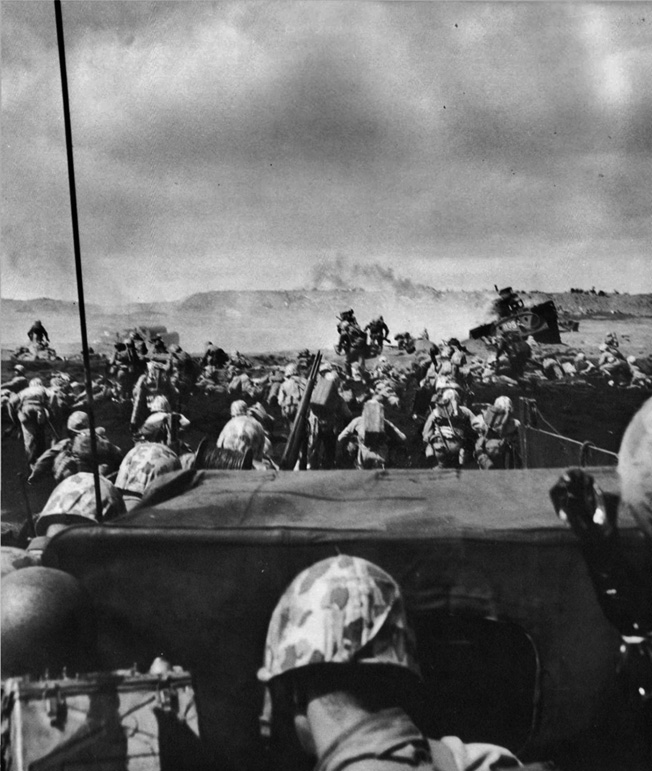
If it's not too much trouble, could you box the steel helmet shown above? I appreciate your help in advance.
[230,399,248,417]
[626,355,637,365]
[115,442,181,497]
[150,395,171,413]
[248,402,270,425]
[13,364,25,374]
[493,396,513,412]
[257,555,420,683]
[35,472,125,535]
[284,363,298,377]
[1,567,97,677]
[617,396,652,540]
[67,410,90,434]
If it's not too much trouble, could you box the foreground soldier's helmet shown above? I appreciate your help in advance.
[115,442,181,497]
[617,396,652,540]
[257,555,420,683]
[67,410,90,434]
[2,567,97,677]
[284,363,298,377]
[35,472,125,535]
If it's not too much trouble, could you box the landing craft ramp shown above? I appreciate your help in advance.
[43,468,649,770]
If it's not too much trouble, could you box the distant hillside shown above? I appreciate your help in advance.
[3,290,651,354]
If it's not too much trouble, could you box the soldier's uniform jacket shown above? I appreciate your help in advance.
[278,375,307,420]
[130,372,179,429]
[313,708,519,771]
[422,407,475,446]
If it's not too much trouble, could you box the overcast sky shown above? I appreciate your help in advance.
[2,1,651,303]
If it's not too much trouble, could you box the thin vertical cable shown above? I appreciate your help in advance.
[54,0,103,520]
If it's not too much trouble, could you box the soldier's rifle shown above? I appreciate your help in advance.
[279,351,322,470]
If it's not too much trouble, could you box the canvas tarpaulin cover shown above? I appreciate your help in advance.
[43,468,649,770]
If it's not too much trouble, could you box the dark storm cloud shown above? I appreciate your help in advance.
[2,1,651,301]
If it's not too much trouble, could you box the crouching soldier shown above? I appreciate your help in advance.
[337,398,406,470]
[16,378,53,467]
[422,389,475,469]
[257,555,524,771]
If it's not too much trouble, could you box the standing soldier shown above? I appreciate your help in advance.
[27,320,50,347]
[307,361,351,470]
[473,396,521,470]
[130,362,179,435]
[365,315,390,353]
[109,341,138,403]
[422,389,475,469]
[278,363,307,427]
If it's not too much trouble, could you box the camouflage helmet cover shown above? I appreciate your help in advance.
[115,442,181,496]
[67,410,90,433]
[36,472,125,535]
[257,555,420,683]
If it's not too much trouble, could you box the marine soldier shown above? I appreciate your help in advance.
[202,341,229,369]
[2,364,29,394]
[422,389,475,469]
[28,410,90,484]
[473,396,521,470]
[337,397,406,470]
[366,316,390,353]
[130,362,179,434]
[16,377,52,466]
[278,363,307,425]
[115,441,182,510]
[27,319,50,347]
[257,555,520,771]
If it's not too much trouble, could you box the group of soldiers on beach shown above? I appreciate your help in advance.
[2,313,651,493]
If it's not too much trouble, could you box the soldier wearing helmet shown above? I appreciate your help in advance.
[28,412,123,485]
[2,363,29,394]
[115,441,181,510]
[278,363,307,425]
[257,555,519,771]
[27,319,50,347]
[130,361,179,434]
[16,377,52,466]
[34,471,125,538]
[217,409,274,470]
[137,394,191,449]
[473,396,521,470]
[422,389,475,469]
